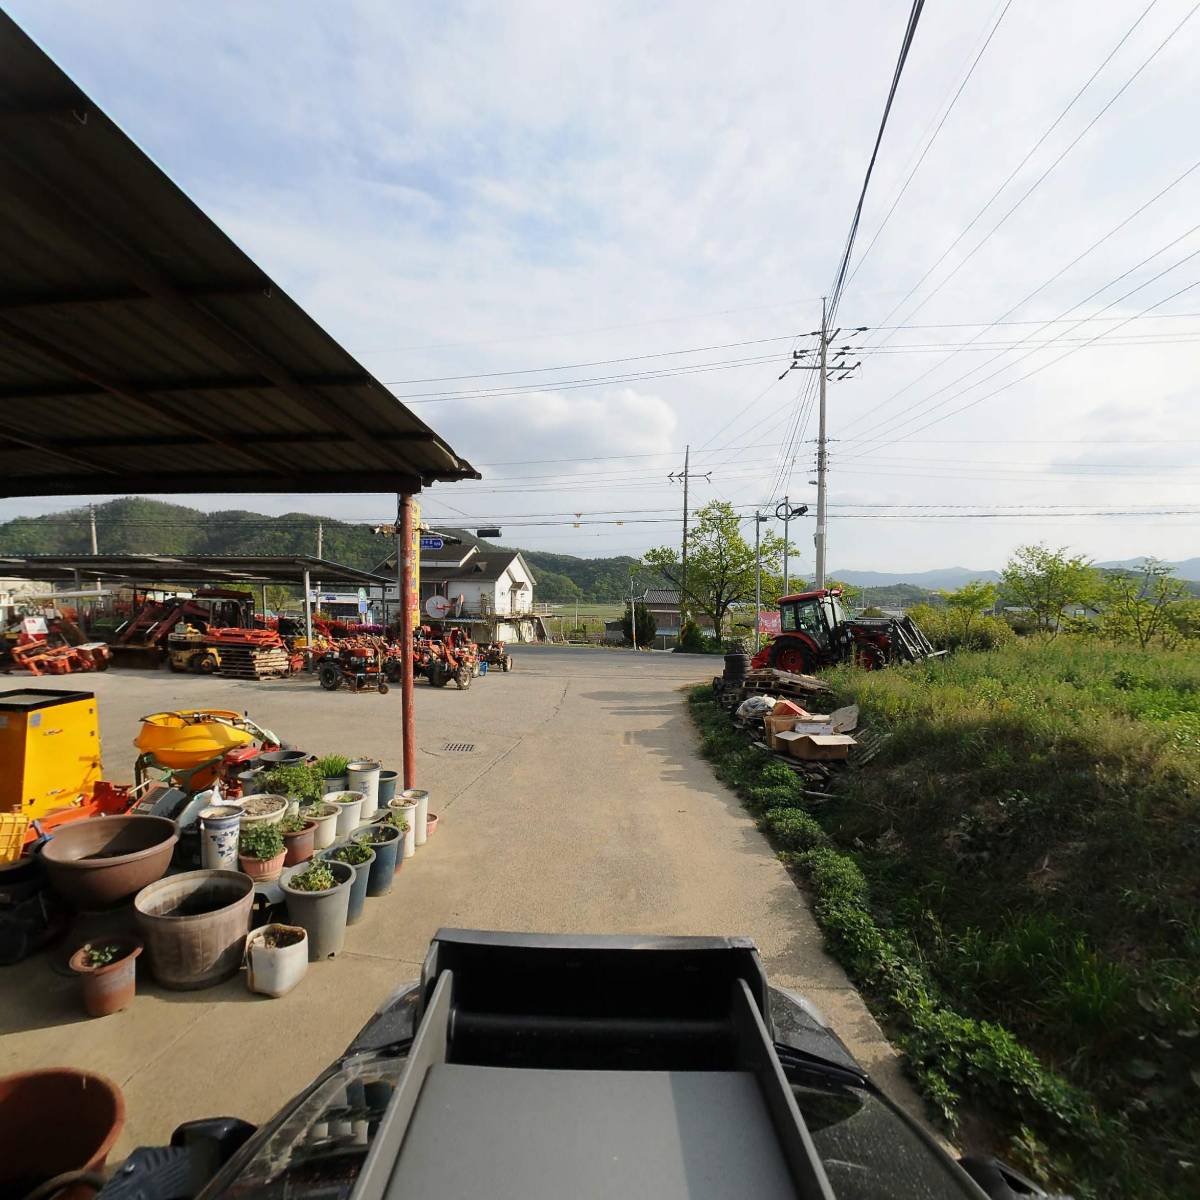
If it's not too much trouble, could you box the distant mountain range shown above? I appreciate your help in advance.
[836,557,1200,587]
[1095,556,1200,581]
[2,500,1197,600]
[832,566,1002,589]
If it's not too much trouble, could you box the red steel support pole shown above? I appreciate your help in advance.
[400,492,417,789]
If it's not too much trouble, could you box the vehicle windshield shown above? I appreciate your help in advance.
[784,598,828,644]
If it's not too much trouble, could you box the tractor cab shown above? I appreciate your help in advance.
[778,588,847,652]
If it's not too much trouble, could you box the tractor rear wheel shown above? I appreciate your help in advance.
[769,640,813,676]
[196,653,219,675]
[503,655,513,672]
[318,662,342,691]
[429,663,449,687]
[454,666,472,690]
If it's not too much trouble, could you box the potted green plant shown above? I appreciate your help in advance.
[280,859,354,960]
[245,923,308,997]
[260,764,322,807]
[279,812,318,867]
[238,821,286,883]
[301,801,339,850]
[316,753,351,795]
[387,794,418,859]
[354,824,401,895]
[327,790,366,836]
[379,809,410,874]
[68,936,142,1017]
[322,840,375,924]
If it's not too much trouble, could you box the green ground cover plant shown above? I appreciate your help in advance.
[689,637,1200,1199]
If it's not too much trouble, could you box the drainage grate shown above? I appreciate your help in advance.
[444,742,476,753]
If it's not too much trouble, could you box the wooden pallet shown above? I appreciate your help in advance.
[217,646,290,680]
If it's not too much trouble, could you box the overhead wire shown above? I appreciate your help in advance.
[843,0,1014,291]
[844,0,1169,346]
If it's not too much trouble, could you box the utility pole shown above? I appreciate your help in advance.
[681,446,691,624]
[753,512,767,647]
[775,300,865,592]
[815,297,829,589]
[315,520,323,603]
[88,503,98,554]
[630,573,638,652]
[669,446,711,622]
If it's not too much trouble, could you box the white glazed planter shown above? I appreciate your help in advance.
[199,806,242,871]
[388,799,418,859]
[402,789,430,848]
[305,804,339,850]
[346,760,381,817]
[246,924,309,997]
[329,792,365,836]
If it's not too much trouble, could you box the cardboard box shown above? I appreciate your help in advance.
[787,733,858,762]
[763,713,797,752]
[792,719,835,736]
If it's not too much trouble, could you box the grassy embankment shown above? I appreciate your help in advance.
[690,639,1199,1199]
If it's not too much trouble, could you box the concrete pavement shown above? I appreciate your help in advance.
[0,645,925,1154]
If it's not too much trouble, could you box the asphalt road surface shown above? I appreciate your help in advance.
[0,645,925,1154]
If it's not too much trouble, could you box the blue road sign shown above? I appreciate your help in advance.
[420,536,445,550]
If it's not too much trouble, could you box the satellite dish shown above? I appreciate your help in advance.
[425,595,453,618]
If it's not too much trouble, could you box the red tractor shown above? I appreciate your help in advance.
[751,588,943,675]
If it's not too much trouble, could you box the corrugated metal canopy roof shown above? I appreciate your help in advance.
[0,553,391,587]
[0,14,479,499]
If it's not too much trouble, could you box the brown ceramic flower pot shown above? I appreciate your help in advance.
[238,849,287,883]
[282,819,317,867]
[69,937,142,1017]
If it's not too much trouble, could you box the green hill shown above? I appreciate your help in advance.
[0,498,645,602]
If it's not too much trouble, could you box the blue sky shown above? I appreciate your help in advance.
[3,1,1199,572]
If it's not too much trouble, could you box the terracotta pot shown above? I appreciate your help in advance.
[0,1069,124,1199]
[238,849,287,883]
[41,815,178,908]
[282,818,318,867]
[426,812,439,838]
[69,937,142,1017]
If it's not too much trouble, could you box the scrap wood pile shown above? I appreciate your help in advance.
[206,627,289,680]
[712,665,886,792]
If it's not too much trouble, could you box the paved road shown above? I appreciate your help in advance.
[1,646,923,1153]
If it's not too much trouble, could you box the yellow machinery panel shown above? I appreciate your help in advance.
[0,689,102,820]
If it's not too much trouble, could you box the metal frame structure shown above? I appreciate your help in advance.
[0,13,478,789]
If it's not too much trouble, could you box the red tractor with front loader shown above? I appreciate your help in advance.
[751,588,943,674]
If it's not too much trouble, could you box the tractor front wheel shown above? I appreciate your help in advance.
[318,663,342,691]
[503,655,513,672]
[428,663,449,687]
[454,666,472,690]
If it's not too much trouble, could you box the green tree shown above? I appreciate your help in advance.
[643,501,790,639]
[1098,559,1191,650]
[1000,544,1099,636]
[621,600,657,647]
[940,580,998,644]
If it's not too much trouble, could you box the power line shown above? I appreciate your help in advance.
[844,0,1014,290]
[848,0,1169,341]
[828,0,926,323]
